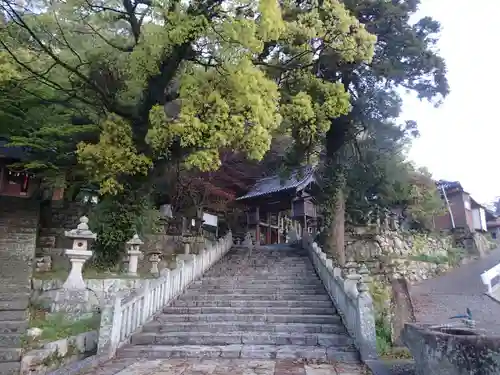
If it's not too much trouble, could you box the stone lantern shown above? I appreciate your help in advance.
[63,216,96,290]
[126,234,144,276]
[148,251,162,275]
[182,234,196,255]
[47,216,98,321]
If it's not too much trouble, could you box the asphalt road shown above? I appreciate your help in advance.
[410,248,500,335]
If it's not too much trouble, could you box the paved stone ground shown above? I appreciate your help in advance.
[78,359,370,375]
[411,247,500,334]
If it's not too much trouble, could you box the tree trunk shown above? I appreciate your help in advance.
[325,177,346,266]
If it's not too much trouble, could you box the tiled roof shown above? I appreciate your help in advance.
[436,180,463,192]
[236,166,315,201]
[0,139,30,160]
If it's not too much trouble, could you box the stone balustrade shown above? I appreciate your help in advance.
[481,261,500,299]
[96,231,233,359]
[301,234,377,361]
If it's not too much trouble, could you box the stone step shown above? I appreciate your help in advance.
[193,280,322,287]
[131,331,353,347]
[194,279,323,286]
[143,321,346,334]
[163,306,336,315]
[185,287,326,295]
[170,299,334,308]
[199,276,321,282]
[0,361,20,375]
[0,334,21,348]
[0,321,28,334]
[214,266,315,269]
[0,348,21,362]
[0,287,31,295]
[178,293,331,301]
[210,262,314,266]
[155,313,340,324]
[0,299,29,311]
[116,344,359,362]
[0,311,27,322]
[202,271,317,280]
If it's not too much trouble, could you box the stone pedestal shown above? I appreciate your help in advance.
[49,289,98,321]
[62,249,93,289]
[127,250,142,276]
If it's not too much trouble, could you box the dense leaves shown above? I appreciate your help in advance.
[310,0,449,261]
[0,0,378,264]
[0,0,375,194]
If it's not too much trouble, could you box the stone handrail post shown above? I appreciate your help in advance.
[301,233,377,361]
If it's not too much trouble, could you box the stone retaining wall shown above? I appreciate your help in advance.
[21,330,97,375]
[345,227,457,284]
[32,278,151,312]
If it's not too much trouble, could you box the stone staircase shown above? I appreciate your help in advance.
[0,197,39,375]
[118,245,359,361]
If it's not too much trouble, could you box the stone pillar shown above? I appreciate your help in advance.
[126,234,143,276]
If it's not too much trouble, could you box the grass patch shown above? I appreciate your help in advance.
[24,307,100,350]
[375,318,413,360]
[446,247,467,266]
[409,254,447,264]
[409,246,467,267]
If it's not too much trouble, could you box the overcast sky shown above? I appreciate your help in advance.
[404,0,499,204]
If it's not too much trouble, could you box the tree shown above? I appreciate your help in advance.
[0,0,376,264]
[489,197,500,216]
[309,0,450,263]
[337,122,444,230]
[0,55,98,192]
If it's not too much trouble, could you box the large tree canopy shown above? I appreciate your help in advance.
[0,0,376,195]
[307,0,450,262]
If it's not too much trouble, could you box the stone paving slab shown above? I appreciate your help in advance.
[78,359,370,375]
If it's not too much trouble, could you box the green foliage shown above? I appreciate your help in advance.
[0,0,376,193]
[78,114,152,195]
[0,0,379,265]
[409,245,466,267]
[375,317,392,356]
[88,188,160,266]
[410,253,448,265]
[29,313,100,343]
[312,0,449,244]
[446,247,467,267]
[369,281,392,355]
[370,280,412,359]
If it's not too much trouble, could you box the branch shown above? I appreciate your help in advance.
[4,3,133,118]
